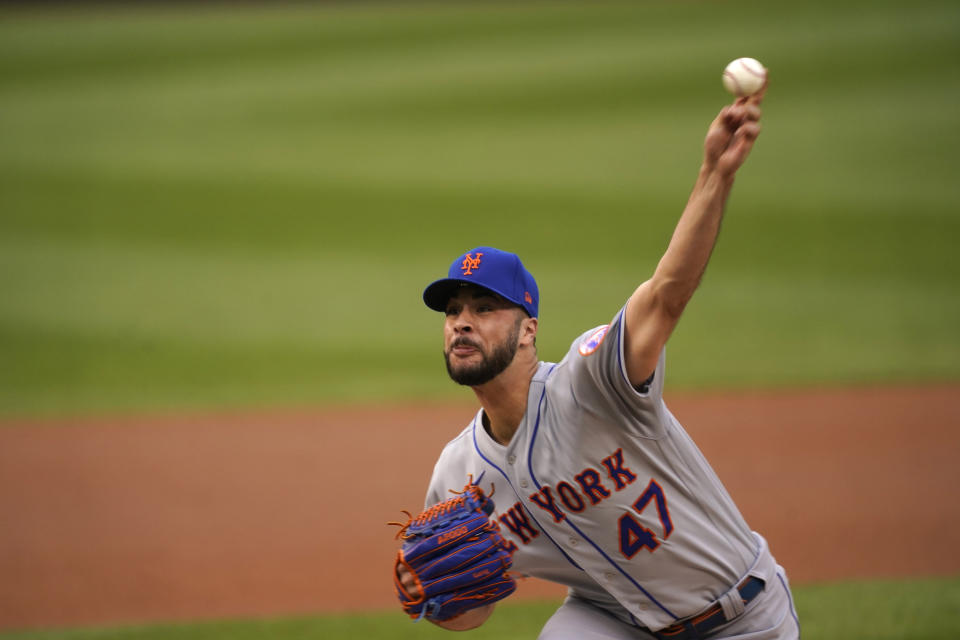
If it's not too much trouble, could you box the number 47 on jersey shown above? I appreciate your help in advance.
[618,479,673,559]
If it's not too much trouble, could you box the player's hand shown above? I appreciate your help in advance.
[703,81,766,177]
[396,561,494,630]
[395,562,417,598]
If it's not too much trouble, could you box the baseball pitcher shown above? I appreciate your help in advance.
[392,82,801,639]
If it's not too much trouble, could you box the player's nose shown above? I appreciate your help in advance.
[451,311,474,333]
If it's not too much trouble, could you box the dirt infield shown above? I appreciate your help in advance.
[1,385,959,630]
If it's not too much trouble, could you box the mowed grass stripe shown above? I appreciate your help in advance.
[0,0,957,416]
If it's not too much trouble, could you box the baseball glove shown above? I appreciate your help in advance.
[391,481,516,622]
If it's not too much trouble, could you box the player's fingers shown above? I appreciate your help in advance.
[727,122,761,159]
[724,104,762,130]
[735,121,762,142]
[397,564,419,597]
[743,104,762,121]
[721,106,743,131]
[705,108,735,152]
[710,105,731,131]
[747,77,769,107]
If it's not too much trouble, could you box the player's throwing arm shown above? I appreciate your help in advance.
[624,68,766,386]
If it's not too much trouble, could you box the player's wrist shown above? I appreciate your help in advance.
[697,163,736,193]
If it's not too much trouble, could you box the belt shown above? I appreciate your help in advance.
[653,576,765,640]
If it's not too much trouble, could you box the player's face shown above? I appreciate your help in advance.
[443,288,525,386]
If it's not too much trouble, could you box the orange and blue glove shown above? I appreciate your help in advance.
[391,482,516,622]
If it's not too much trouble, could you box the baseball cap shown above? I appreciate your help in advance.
[423,247,539,317]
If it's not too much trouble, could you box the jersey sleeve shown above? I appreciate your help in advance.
[423,423,479,509]
[559,303,667,438]
[424,465,446,509]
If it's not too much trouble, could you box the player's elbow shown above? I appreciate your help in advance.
[645,274,696,321]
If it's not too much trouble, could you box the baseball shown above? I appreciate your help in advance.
[722,57,766,97]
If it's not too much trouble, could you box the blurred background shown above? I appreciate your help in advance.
[1,0,956,417]
[1,0,958,638]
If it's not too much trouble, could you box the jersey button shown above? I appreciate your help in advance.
[568,537,579,546]
[519,478,529,489]
[604,571,616,581]
[507,454,516,465]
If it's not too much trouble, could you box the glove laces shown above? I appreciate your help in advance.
[387,475,494,540]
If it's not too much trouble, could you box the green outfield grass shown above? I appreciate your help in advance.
[1,577,958,639]
[1,0,958,416]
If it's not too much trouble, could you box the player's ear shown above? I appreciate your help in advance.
[520,316,538,347]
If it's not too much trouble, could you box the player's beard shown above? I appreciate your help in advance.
[444,320,521,387]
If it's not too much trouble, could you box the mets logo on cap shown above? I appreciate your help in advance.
[461,252,483,275]
[579,324,609,356]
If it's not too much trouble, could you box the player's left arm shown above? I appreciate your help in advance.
[624,88,765,387]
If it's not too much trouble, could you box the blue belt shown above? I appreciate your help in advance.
[653,576,765,640]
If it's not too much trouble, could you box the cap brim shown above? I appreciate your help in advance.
[422,278,463,312]
[422,278,517,312]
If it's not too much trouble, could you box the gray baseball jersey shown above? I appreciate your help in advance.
[426,304,789,632]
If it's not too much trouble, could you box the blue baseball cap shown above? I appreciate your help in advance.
[423,247,539,317]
